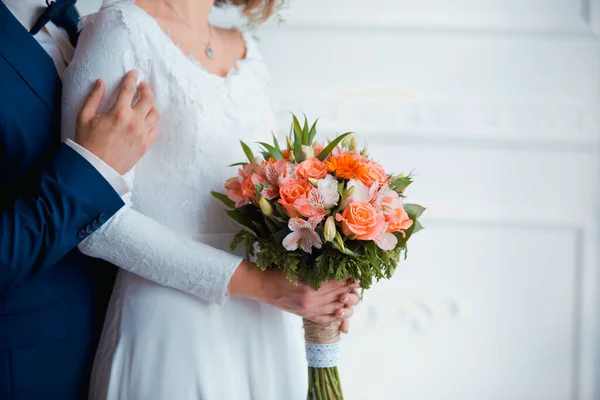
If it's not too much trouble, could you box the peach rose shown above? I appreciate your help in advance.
[336,201,386,241]
[358,161,388,188]
[386,206,413,237]
[278,179,313,217]
[296,158,328,180]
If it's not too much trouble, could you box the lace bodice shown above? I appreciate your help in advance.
[62,0,276,304]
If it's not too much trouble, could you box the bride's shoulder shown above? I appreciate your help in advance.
[78,0,148,42]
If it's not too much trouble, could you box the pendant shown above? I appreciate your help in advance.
[206,46,214,60]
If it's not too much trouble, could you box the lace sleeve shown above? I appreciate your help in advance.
[61,5,243,304]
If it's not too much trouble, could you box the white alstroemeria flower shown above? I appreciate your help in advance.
[316,174,340,209]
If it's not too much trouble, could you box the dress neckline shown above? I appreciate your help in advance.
[129,0,255,82]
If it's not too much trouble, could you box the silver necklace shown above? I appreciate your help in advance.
[162,1,214,59]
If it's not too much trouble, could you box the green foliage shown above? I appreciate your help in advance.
[308,118,319,144]
[210,191,235,209]
[231,229,405,291]
[258,142,283,160]
[389,174,413,193]
[317,132,353,161]
[240,140,255,163]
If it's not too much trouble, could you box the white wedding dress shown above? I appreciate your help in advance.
[61,1,306,399]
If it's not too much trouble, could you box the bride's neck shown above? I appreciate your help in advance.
[145,0,215,28]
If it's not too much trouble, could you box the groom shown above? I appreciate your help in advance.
[0,0,159,398]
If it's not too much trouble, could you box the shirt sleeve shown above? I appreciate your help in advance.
[64,139,131,196]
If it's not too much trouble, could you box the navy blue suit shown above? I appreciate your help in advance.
[0,2,124,398]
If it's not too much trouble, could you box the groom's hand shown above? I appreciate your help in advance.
[75,70,160,175]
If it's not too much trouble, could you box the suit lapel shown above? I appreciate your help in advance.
[0,1,60,111]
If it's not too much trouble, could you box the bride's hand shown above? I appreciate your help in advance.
[229,262,360,327]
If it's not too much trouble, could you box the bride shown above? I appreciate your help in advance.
[61,0,360,399]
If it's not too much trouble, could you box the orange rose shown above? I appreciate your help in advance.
[296,158,328,180]
[278,179,313,217]
[358,161,388,187]
[385,207,413,237]
[336,201,385,241]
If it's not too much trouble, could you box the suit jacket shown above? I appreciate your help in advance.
[0,2,124,398]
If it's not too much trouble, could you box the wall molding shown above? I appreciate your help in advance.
[256,0,600,38]
[272,97,600,152]
[377,218,587,399]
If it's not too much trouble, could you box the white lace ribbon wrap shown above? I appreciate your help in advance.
[305,342,341,368]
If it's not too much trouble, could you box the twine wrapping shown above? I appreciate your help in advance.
[303,318,342,368]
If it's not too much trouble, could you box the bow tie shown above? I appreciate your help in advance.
[30,0,77,35]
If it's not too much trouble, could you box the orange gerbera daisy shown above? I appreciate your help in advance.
[325,152,368,180]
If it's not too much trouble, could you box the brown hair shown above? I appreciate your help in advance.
[215,0,277,23]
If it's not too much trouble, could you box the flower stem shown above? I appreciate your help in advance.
[307,367,344,400]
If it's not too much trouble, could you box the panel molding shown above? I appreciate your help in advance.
[272,96,600,152]
[258,0,600,38]
[387,217,587,399]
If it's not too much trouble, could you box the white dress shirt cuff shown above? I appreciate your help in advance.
[64,139,131,196]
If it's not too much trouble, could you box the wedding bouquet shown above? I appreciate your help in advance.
[212,115,424,399]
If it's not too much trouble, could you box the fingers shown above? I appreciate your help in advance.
[314,285,354,307]
[340,292,360,307]
[315,301,345,316]
[336,305,354,319]
[317,278,356,296]
[112,70,138,111]
[316,279,347,295]
[78,79,105,124]
[134,81,155,117]
[341,318,349,334]
[145,107,160,127]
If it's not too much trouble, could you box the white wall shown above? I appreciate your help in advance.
[77,1,600,399]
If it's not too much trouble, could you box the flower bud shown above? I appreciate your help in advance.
[335,231,346,250]
[300,145,315,160]
[259,197,272,216]
[286,135,294,151]
[342,185,355,200]
[341,135,353,149]
[360,146,368,157]
[324,216,336,242]
[349,137,358,152]
[308,178,319,186]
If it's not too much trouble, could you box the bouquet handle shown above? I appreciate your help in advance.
[303,318,344,400]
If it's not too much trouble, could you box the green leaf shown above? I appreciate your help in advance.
[390,175,413,193]
[211,191,236,209]
[308,118,319,145]
[337,181,345,196]
[226,209,257,235]
[274,202,289,218]
[258,142,283,161]
[228,162,248,167]
[292,114,303,155]
[412,220,424,234]
[404,204,426,220]
[272,132,281,152]
[302,114,309,145]
[254,184,263,202]
[317,132,353,162]
[240,140,255,163]
[330,238,358,257]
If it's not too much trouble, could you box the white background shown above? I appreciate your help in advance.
[78,1,600,399]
